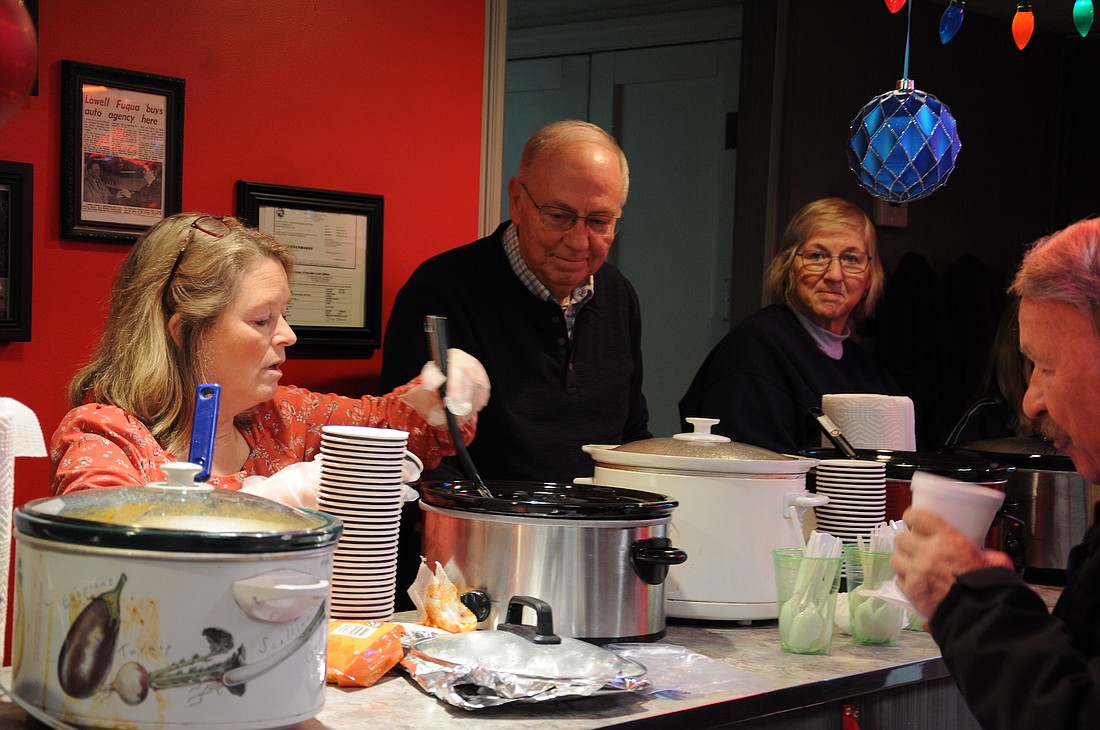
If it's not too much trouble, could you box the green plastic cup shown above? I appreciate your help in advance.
[773,547,843,655]
[844,545,906,646]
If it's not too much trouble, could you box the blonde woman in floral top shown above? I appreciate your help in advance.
[51,213,488,499]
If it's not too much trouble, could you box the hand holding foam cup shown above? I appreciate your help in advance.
[909,471,1005,546]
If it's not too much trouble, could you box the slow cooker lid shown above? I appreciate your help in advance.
[16,478,341,553]
[955,436,1075,472]
[583,417,817,475]
[411,627,646,682]
[419,480,677,519]
[800,447,1015,481]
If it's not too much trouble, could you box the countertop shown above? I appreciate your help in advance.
[0,618,946,730]
[0,587,1061,729]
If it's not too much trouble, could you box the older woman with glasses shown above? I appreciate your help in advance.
[678,197,903,453]
[50,212,489,501]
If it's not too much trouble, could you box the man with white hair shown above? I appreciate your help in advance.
[893,216,1100,729]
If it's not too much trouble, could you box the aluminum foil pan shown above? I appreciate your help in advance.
[401,596,648,709]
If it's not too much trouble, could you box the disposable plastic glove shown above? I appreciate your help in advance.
[240,459,321,509]
[399,348,490,427]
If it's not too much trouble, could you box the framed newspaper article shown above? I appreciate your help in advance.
[0,161,33,342]
[60,61,184,242]
[236,181,384,353]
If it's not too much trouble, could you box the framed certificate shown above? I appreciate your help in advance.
[236,181,384,352]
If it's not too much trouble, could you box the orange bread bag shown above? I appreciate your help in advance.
[326,620,405,688]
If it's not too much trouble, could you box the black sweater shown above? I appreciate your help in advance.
[380,222,651,484]
[678,304,902,453]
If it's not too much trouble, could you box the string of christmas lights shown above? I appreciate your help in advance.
[886,0,1095,49]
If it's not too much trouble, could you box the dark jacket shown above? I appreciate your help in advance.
[931,508,1100,729]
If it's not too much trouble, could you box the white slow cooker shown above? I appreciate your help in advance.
[582,418,822,622]
[11,464,341,730]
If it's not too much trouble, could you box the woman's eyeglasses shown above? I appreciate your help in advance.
[519,182,624,236]
[796,249,871,274]
[161,215,232,314]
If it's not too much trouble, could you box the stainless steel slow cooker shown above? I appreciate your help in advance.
[583,418,823,622]
[954,437,1100,581]
[11,465,342,730]
[418,480,685,644]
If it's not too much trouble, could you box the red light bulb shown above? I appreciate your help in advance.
[1012,4,1035,49]
[884,0,907,13]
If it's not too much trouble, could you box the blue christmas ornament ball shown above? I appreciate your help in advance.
[847,84,961,202]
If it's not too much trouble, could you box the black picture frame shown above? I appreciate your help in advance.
[60,61,184,242]
[0,161,34,342]
[236,181,384,353]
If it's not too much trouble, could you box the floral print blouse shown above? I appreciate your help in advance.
[50,383,472,495]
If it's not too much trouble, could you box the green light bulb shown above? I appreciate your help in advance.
[1074,0,1094,37]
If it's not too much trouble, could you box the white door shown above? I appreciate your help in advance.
[504,39,740,438]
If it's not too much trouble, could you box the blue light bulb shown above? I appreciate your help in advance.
[939,0,965,44]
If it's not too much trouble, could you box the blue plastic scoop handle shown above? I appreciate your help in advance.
[188,383,221,482]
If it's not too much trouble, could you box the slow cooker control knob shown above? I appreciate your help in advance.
[459,589,492,622]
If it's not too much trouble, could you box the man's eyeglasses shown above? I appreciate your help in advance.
[796,249,871,275]
[161,215,233,314]
[519,182,623,236]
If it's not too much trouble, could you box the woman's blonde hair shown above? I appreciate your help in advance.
[68,212,293,456]
[765,198,885,321]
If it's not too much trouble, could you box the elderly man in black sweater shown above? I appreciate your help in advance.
[381,122,650,602]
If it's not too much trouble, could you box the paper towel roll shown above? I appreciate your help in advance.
[821,394,916,451]
[0,397,46,670]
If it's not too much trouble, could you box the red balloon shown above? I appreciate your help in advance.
[884,0,908,12]
[0,0,37,129]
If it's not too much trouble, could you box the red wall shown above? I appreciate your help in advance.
[0,0,486,657]
[0,0,486,500]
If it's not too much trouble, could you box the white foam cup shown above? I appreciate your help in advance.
[909,470,1006,545]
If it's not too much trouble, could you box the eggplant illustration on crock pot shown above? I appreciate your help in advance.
[57,573,127,698]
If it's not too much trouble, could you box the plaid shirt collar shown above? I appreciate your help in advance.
[503,223,594,335]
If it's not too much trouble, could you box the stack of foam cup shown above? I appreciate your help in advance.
[318,425,409,620]
[812,459,887,548]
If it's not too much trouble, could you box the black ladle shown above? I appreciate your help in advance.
[808,406,860,459]
[424,315,492,497]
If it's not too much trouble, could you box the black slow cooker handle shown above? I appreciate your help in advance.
[497,595,562,645]
[631,537,688,585]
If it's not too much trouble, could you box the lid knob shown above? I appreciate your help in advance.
[155,461,214,492]
[673,417,733,444]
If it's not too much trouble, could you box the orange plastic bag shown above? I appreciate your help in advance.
[326,620,405,688]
